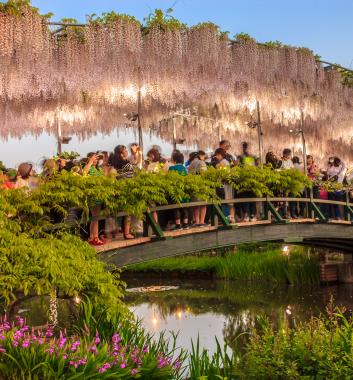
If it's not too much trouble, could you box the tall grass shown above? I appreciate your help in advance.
[187,306,353,379]
[127,245,320,285]
[215,247,319,284]
[189,336,238,380]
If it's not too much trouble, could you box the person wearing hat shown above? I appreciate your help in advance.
[15,162,38,190]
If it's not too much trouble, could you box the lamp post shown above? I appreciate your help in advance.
[123,87,144,152]
[56,118,72,156]
[57,120,62,156]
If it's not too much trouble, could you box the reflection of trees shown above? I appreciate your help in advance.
[6,296,77,331]
[223,311,257,352]
[125,281,327,324]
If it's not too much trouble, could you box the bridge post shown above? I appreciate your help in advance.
[211,204,231,228]
[308,188,326,221]
[309,188,314,219]
[344,191,353,223]
[264,196,271,221]
[265,196,283,222]
[143,212,164,239]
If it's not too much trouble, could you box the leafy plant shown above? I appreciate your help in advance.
[0,186,126,317]
[0,0,35,16]
[143,8,187,32]
[88,11,141,27]
[336,66,353,88]
[297,46,314,56]
[53,151,80,161]
[0,0,51,19]
[260,40,283,49]
[234,32,256,43]
[241,309,353,379]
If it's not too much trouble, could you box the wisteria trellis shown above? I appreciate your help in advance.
[0,8,352,161]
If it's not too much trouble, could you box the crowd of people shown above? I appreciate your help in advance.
[0,139,351,246]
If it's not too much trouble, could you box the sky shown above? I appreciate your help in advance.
[29,0,353,68]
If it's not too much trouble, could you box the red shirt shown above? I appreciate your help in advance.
[1,181,15,189]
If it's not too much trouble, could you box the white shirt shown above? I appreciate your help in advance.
[327,163,347,184]
[281,159,294,170]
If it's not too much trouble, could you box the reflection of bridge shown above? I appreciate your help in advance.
[97,197,353,268]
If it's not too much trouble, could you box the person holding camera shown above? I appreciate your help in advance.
[128,143,143,170]
[83,153,105,246]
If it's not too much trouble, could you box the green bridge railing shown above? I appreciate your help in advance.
[72,192,353,241]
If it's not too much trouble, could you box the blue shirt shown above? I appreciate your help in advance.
[169,164,187,176]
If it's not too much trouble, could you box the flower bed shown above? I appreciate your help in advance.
[0,315,183,379]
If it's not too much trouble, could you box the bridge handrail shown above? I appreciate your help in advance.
[80,197,353,218]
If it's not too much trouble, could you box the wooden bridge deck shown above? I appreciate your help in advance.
[97,218,353,268]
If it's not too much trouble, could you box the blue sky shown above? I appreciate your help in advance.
[28,0,353,67]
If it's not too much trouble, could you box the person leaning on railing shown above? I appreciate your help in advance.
[82,152,106,246]
[237,142,258,222]
[307,155,320,197]
[144,148,167,224]
[265,150,286,218]
[188,150,208,227]
[168,150,189,230]
[109,145,136,239]
[212,147,236,224]
[323,156,347,221]
[279,149,300,219]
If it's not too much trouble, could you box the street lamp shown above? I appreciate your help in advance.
[123,88,144,151]
[289,111,307,175]
[56,120,72,155]
[246,101,263,165]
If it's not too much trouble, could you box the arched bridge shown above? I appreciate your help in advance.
[97,196,353,268]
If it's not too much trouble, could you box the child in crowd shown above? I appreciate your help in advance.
[169,150,188,229]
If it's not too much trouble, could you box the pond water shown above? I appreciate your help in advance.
[125,278,353,355]
[6,273,353,356]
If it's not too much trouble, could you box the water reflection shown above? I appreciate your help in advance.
[125,279,353,354]
[2,296,78,330]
